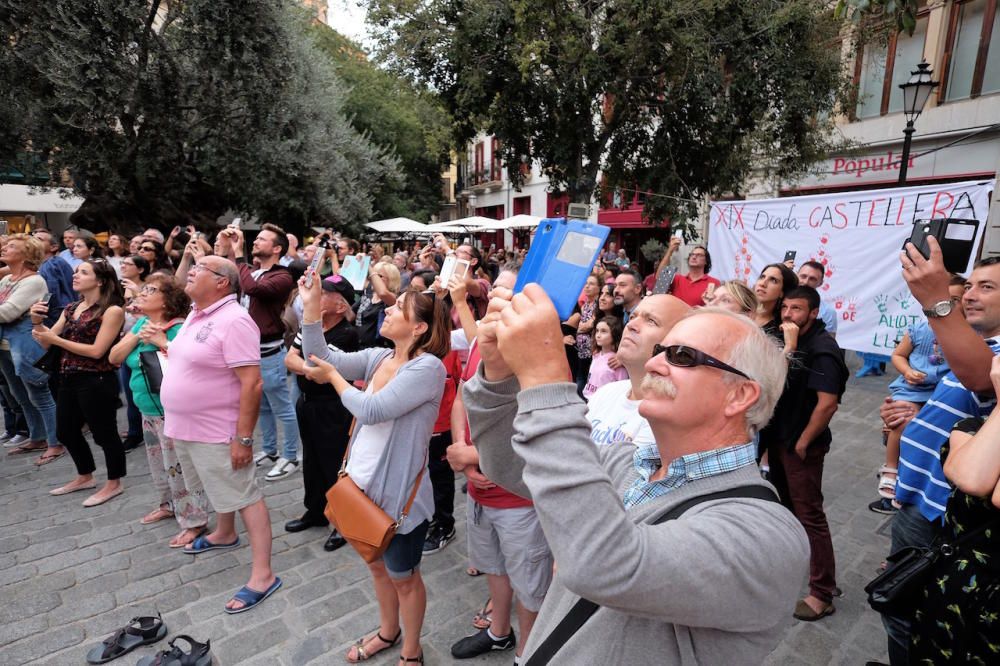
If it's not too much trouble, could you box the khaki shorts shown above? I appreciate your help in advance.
[466,497,553,612]
[173,440,262,513]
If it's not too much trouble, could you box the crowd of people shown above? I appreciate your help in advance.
[3,220,998,665]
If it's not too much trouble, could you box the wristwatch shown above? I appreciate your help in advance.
[922,300,955,319]
[237,436,254,448]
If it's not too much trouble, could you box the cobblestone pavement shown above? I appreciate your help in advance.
[2,362,896,665]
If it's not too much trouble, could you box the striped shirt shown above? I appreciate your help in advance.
[623,441,758,509]
[895,338,1000,523]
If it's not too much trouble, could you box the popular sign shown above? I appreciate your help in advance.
[708,179,995,354]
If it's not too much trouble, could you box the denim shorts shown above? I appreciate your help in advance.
[383,520,430,579]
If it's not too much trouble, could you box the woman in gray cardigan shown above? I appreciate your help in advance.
[299,273,449,665]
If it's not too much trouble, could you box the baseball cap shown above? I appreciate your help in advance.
[322,274,356,302]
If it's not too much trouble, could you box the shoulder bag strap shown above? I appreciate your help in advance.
[524,484,778,666]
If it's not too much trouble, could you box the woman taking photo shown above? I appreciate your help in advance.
[31,259,126,507]
[299,271,448,665]
[0,234,63,465]
[109,274,209,547]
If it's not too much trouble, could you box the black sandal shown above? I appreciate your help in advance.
[399,655,424,663]
[346,629,401,662]
[136,635,212,666]
[85,613,167,664]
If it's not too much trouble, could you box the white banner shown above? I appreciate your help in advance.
[708,179,995,354]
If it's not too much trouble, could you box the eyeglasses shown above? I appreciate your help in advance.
[140,246,156,252]
[651,344,751,381]
[191,263,226,279]
[139,285,160,294]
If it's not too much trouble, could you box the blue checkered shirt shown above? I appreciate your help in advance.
[622,441,758,509]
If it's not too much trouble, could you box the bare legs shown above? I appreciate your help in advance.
[347,560,426,662]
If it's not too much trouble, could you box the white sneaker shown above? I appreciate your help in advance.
[254,451,278,467]
[266,457,299,481]
[3,433,29,448]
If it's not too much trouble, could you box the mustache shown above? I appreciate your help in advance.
[641,374,677,398]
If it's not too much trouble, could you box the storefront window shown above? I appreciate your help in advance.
[944,0,999,100]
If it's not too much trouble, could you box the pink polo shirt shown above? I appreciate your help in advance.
[161,294,261,443]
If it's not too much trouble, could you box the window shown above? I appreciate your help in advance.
[854,16,929,118]
[490,138,502,182]
[943,0,1000,101]
[473,142,484,185]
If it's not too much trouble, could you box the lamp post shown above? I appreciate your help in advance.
[897,60,939,184]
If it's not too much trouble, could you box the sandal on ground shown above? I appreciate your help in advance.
[35,450,66,466]
[877,465,898,499]
[399,655,423,664]
[169,527,207,549]
[85,613,167,664]
[142,507,175,525]
[136,635,212,666]
[346,629,402,663]
[465,567,484,577]
[183,534,240,554]
[223,577,282,614]
[8,440,47,455]
[472,597,493,630]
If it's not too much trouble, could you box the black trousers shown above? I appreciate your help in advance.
[428,430,455,532]
[296,394,352,525]
[57,371,125,479]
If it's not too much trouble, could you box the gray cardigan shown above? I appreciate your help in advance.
[464,371,810,665]
[302,321,445,534]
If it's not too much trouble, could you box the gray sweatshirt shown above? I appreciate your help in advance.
[302,321,444,534]
[463,372,810,665]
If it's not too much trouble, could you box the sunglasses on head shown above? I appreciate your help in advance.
[651,344,751,381]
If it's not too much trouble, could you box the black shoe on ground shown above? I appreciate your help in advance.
[285,517,327,533]
[122,435,143,453]
[451,628,515,659]
[868,498,898,515]
[324,531,347,552]
[423,524,456,554]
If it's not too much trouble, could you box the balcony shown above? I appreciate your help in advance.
[470,169,502,193]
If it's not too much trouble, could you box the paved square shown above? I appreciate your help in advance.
[1,362,895,665]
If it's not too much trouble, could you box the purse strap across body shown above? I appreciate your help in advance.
[524,484,779,666]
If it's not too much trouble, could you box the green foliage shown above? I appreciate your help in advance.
[0,0,396,234]
[369,0,852,224]
[835,0,920,35]
[307,24,452,222]
[639,239,666,264]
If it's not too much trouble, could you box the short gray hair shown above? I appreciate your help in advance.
[213,259,241,296]
[683,307,787,436]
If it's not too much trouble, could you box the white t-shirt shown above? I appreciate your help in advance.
[585,380,655,449]
[345,384,395,491]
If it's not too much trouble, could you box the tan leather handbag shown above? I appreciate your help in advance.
[324,421,425,563]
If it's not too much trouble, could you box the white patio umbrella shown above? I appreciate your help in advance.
[364,217,428,234]
[498,214,543,229]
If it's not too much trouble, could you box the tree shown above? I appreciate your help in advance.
[835,0,920,35]
[368,0,851,233]
[0,0,397,234]
[308,24,452,222]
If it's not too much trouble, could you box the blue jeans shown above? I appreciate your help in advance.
[259,349,299,460]
[0,348,57,445]
[881,501,943,665]
[119,364,142,439]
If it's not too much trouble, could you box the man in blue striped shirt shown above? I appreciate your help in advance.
[878,249,1000,666]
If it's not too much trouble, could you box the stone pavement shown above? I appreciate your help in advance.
[1,361,898,665]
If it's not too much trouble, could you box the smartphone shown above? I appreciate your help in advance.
[0,220,8,235]
[39,293,51,305]
[783,250,797,263]
[229,216,242,229]
[673,229,684,240]
[906,219,980,273]
[440,256,471,285]
[304,237,331,288]
[652,266,677,295]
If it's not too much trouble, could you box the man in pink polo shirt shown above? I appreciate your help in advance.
[160,255,281,614]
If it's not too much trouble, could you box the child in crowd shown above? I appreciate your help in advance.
[872,276,967,512]
[582,316,627,401]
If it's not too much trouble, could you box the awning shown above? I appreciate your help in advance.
[0,184,84,214]
[364,217,429,234]
[498,214,542,229]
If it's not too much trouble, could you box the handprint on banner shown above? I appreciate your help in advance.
[833,295,845,310]
[732,233,753,280]
[893,291,912,310]
[809,234,836,290]
[874,293,889,314]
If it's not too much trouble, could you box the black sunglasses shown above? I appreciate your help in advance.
[651,344,751,381]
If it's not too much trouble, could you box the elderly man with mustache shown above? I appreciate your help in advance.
[463,284,809,665]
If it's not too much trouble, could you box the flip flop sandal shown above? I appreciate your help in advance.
[8,441,47,455]
[465,567,484,577]
[85,613,167,664]
[224,577,282,614]
[346,629,401,663]
[142,508,176,525]
[183,534,240,554]
[34,450,66,466]
[136,635,212,666]
[169,528,207,549]
[472,597,493,630]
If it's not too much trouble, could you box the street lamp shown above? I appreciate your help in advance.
[897,60,939,184]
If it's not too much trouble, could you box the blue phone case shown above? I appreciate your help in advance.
[515,218,610,319]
